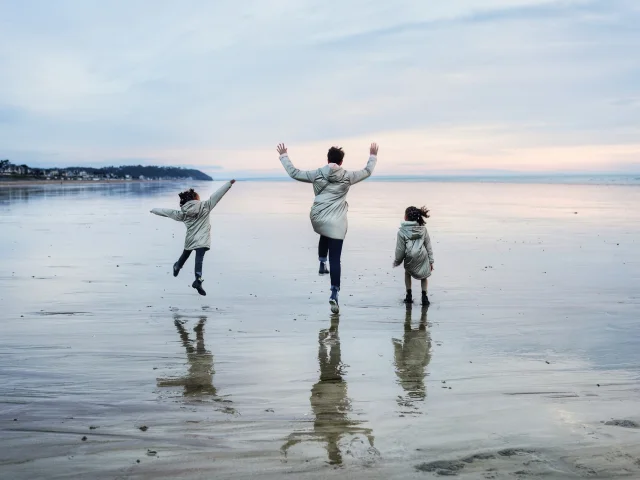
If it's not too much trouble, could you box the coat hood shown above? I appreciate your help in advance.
[181,200,202,217]
[399,221,425,240]
[318,163,347,182]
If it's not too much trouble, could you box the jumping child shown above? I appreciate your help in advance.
[393,206,434,306]
[150,180,235,296]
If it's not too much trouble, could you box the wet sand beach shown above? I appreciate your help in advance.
[1,181,640,479]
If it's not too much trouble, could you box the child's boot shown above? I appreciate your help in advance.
[403,289,413,304]
[192,277,206,296]
[319,261,330,275]
[173,262,181,277]
[422,290,430,306]
[329,286,340,314]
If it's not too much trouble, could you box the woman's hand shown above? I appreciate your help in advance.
[230,179,236,185]
[277,143,288,155]
[430,263,434,272]
[370,142,379,155]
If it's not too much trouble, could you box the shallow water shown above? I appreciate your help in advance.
[1,181,640,479]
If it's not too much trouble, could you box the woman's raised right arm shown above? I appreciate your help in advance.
[277,143,316,183]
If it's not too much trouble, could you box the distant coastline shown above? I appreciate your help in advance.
[0,159,212,182]
[0,178,197,188]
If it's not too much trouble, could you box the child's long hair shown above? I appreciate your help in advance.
[179,188,198,206]
[405,206,430,226]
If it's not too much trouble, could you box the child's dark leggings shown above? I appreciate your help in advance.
[176,248,208,278]
[318,235,343,289]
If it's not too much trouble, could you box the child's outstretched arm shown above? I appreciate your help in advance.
[425,230,434,270]
[393,231,405,267]
[150,208,185,221]
[203,180,234,212]
[277,143,317,183]
[348,143,378,185]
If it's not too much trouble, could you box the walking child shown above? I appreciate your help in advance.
[150,180,235,296]
[393,206,434,306]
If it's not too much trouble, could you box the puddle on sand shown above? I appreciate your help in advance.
[33,311,91,316]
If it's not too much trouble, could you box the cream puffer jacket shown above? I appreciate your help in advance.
[279,154,377,240]
[394,221,434,279]
[151,181,233,250]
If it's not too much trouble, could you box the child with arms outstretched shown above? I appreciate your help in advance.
[393,206,434,306]
[150,180,236,296]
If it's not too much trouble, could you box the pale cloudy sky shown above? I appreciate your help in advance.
[1,0,639,177]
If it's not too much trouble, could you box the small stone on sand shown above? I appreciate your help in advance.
[605,419,640,428]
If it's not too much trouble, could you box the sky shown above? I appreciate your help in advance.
[1,0,639,177]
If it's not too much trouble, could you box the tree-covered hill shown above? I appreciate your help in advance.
[0,160,213,181]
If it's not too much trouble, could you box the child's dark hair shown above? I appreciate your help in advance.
[179,188,198,206]
[405,206,430,226]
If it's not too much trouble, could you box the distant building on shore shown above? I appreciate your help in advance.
[1,160,30,176]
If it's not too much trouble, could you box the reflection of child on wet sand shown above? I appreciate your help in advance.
[157,314,237,414]
[393,306,431,407]
[150,180,235,296]
[393,206,434,305]
[156,316,216,396]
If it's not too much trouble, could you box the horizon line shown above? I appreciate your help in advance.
[231,172,640,180]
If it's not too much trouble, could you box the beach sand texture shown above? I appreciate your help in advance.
[1,181,640,479]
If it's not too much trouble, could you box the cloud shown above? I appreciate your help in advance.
[0,0,639,173]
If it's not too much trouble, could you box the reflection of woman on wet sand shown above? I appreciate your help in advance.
[282,315,376,465]
[393,306,431,410]
[157,315,217,396]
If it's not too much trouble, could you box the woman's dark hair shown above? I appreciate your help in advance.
[327,146,345,165]
[179,188,198,206]
[405,206,430,226]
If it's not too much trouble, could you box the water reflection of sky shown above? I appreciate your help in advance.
[2,182,639,367]
[1,181,640,474]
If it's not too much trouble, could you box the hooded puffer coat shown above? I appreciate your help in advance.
[150,181,233,250]
[394,221,434,280]
[279,154,377,240]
